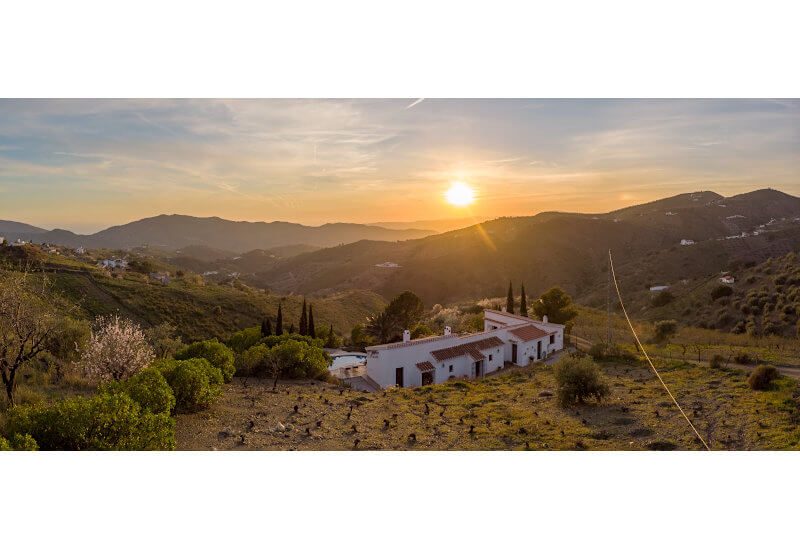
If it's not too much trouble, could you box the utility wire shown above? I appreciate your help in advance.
[608,249,711,451]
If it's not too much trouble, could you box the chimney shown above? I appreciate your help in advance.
[542,315,548,324]
[444,326,452,336]
[403,329,411,343]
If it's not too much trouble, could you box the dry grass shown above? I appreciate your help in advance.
[175,357,800,451]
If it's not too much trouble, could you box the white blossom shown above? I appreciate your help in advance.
[81,315,154,382]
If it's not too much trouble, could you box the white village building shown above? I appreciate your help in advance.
[364,309,565,389]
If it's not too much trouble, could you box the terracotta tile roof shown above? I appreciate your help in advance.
[468,348,486,361]
[509,324,550,342]
[430,336,503,362]
[415,361,435,373]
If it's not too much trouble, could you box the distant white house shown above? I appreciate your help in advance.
[0,236,4,245]
[650,285,670,292]
[680,239,695,246]
[364,309,565,389]
[202,270,219,276]
[665,211,677,216]
[10,239,27,247]
[375,261,401,268]
[98,258,128,269]
[719,275,735,285]
[76,246,86,255]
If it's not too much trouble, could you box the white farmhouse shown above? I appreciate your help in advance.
[365,309,565,389]
[719,275,735,284]
[680,239,695,246]
[650,285,670,292]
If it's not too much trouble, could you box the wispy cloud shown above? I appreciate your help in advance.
[405,98,425,109]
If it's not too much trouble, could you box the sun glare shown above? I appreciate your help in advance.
[445,181,475,207]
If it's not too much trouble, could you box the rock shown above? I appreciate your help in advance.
[538,390,554,398]
[274,422,286,432]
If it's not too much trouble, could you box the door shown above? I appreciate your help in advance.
[421,371,433,385]
[537,340,542,360]
[511,343,517,364]
[474,360,483,378]
[395,367,404,387]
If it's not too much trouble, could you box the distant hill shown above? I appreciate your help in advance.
[252,189,800,308]
[0,220,47,235]
[369,217,489,233]
[0,214,436,253]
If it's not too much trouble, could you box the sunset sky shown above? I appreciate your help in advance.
[0,99,798,233]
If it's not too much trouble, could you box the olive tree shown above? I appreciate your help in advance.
[0,271,71,406]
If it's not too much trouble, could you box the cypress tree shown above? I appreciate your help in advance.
[276,303,284,336]
[308,304,316,338]
[506,281,515,314]
[325,323,336,348]
[289,323,296,334]
[299,298,308,336]
[261,317,273,336]
[520,283,528,317]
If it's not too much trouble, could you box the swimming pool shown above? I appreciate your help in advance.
[330,353,367,370]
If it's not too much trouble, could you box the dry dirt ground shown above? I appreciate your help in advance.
[175,359,800,451]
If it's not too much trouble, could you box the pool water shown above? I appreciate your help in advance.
[330,354,367,370]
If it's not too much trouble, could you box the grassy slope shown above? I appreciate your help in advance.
[48,271,385,341]
[175,357,800,450]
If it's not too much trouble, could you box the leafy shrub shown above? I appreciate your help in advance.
[554,356,609,407]
[8,433,39,450]
[711,285,733,301]
[734,352,753,364]
[104,367,175,415]
[227,326,263,354]
[157,358,223,412]
[0,436,10,450]
[4,393,174,450]
[236,344,272,377]
[269,339,331,380]
[175,339,235,382]
[747,365,779,390]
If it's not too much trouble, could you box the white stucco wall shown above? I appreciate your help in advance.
[366,309,565,388]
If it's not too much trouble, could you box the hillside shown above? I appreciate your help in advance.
[0,245,385,342]
[0,214,436,253]
[251,189,800,308]
[637,252,800,337]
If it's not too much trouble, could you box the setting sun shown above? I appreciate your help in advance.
[445,181,475,207]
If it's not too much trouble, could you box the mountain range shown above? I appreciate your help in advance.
[0,215,436,253]
[242,189,800,307]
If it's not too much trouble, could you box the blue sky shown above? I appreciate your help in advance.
[0,99,797,232]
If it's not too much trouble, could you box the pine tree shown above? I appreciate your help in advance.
[506,281,515,314]
[308,304,316,338]
[520,283,528,317]
[275,303,284,336]
[299,298,308,336]
[261,317,273,337]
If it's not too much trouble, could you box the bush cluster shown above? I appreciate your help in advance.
[554,356,610,407]
[175,339,235,382]
[747,365,779,390]
[103,367,175,415]
[4,392,175,450]
[157,358,223,412]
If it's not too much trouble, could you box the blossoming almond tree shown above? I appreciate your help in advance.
[81,315,155,382]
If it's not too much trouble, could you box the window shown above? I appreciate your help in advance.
[449,365,453,372]
[489,354,493,361]
[550,334,555,344]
